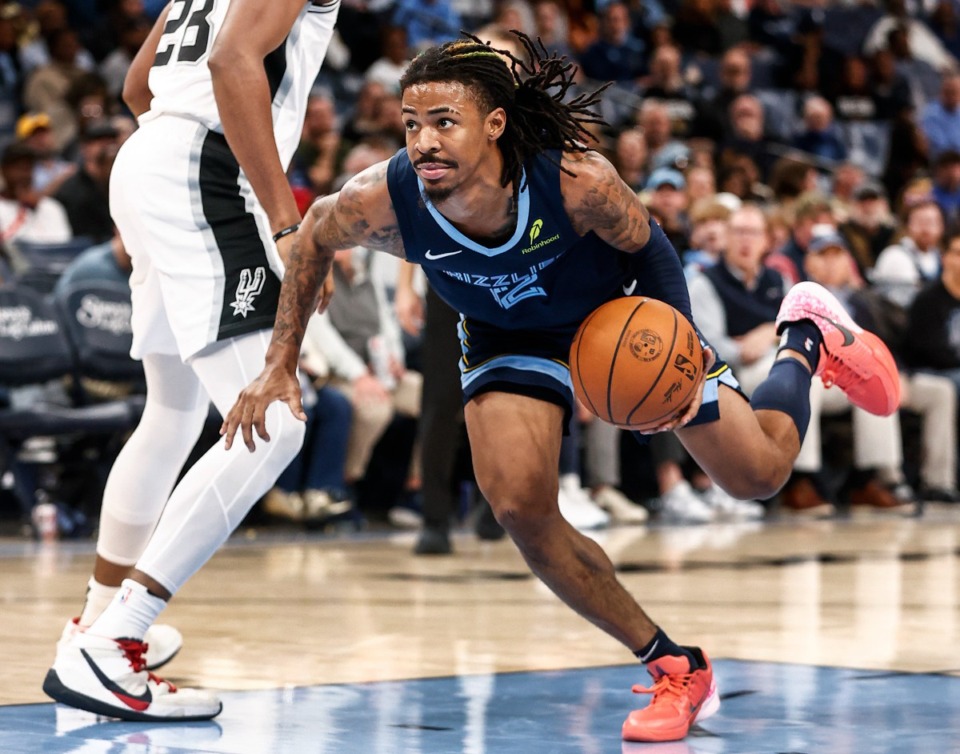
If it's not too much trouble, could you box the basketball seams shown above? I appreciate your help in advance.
[607,298,648,423]
[623,305,678,426]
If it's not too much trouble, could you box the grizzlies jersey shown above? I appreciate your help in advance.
[386,149,630,331]
[144,0,339,169]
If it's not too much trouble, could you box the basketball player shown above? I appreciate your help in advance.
[43,0,340,721]
[222,35,900,742]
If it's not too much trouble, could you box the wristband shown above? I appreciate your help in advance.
[272,223,300,243]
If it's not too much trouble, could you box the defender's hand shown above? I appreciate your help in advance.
[220,364,306,452]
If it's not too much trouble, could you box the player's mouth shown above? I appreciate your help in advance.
[415,159,457,181]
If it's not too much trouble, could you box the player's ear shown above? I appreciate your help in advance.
[485,107,506,142]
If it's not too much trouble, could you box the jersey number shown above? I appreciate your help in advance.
[154,0,216,66]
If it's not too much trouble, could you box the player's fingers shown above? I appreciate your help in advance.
[703,346,716,373]
[252,404,271,447]
[220,408,238,450]
[288,396,307,422]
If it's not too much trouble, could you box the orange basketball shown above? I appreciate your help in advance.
[569,297,703,431]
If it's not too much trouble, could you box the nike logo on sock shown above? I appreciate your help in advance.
[81,648,152,711]
[639,639,659,662]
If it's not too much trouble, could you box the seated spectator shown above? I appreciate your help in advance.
[831,162,865,216]
[641,44,696,139]
[791,96,847,165]
[886,24,943,109]
[532,0,572,61]
[15,112,75,195]
[289,92,341,199]
[872,199,945,308]
[932,150,960,231]
[0,143,71,263]
[670,0,721,57]
[98,16,151,101]
[921,72,960,161]
[720,94,778,182]
[53,119,118,243]
[391,0,462,50]
[831,55,887,123]
[364,25,411,95]
[612,126,648,192]
[929,0,960,62]
[864,0,957,73]
[19,1,96,76]
[683,198,729,278]
[23,27,89,151]
[767,191,834,286]
[644,167,690,254]
[692,46,752,142]
[0,6,24,145]
[868,48,913,120]
[685,164,716,205]
[53,230,126,295]
[636,100,684,169]
[578,2,646,83]
[840,181,898,275]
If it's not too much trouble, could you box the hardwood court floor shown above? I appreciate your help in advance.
[1,508,959,752]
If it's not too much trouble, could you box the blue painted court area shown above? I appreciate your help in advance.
[1,660,958,753]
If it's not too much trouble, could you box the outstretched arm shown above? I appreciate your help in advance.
[221,161,404,450]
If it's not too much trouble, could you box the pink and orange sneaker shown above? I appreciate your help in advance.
[775,281,901,416]
[621,647,720,743]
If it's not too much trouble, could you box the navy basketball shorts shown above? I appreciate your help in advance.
[457,314,745,436]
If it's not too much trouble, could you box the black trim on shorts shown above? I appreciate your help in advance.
[198,131,282,342]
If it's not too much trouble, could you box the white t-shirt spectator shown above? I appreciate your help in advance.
[0,196,72,245]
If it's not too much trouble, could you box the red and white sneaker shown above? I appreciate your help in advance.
[44,632,221,721]
[775,281,901,416]
[59,617,182,671]
[622,647,720,742]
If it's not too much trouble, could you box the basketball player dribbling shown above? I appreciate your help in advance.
[43,0,340,721]
[223,34,901,742]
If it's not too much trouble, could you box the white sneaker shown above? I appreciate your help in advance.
[558,475,610,530]
[60,617,183,671]
[262,488,305,522]
[658,481,714,524]
[44,632,222,721]
[592,485,649,525]
[699,486,765,521]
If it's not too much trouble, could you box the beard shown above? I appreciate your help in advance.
[422,183,456,204]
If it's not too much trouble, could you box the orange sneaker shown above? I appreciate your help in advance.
[621,647,720,742]
[775,281,901,416]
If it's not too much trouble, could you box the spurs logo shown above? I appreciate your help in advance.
[230,267,266,318]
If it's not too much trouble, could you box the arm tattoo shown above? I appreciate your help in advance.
[565,154,650,252]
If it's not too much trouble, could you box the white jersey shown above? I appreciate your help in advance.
[145,0,339,169]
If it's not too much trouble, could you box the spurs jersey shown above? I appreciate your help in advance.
[144,0,339,168]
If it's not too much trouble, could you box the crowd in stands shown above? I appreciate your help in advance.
[3,0,960,538]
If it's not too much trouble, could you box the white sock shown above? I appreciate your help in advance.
[78,577,119,628]
[87,579,166,641]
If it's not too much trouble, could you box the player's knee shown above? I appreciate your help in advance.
[265,407,307,464]
[721,462,788,500]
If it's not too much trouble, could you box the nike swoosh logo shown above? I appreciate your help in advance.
[424,249,463,260]
[81,648,152,712]
[820,315,855,347]
[623,279,638,296]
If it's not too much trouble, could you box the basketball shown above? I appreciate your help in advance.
[569,297,703,431]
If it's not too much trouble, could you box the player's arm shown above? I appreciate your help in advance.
[208,0,307,252]
[121,3,171,117]
[561,149,693,323]
[221,160,403,451]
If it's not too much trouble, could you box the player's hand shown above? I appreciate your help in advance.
[316,270,335,313]
[638,346,715,434]
[220,363,307,452]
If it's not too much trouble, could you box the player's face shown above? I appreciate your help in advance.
[402,81,503,205]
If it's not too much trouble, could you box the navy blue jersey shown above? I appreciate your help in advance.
[386,149,630,331]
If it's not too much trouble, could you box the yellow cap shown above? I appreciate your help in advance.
[15,112,50,140]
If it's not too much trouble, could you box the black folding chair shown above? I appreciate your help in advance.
[12,237,93,294]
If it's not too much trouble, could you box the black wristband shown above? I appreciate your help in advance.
[272,223,300,243]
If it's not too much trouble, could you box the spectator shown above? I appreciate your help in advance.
[80,0,149,63]
[693,46,752,142]
[641,44,696,139]
[364,26,410,95]
[391,0,462,51]
[932,150,960,231]
[532,0,572,61]
[683,198,730,278]
[53,229,127,295]
[670,0,721,57]
[98,16,151,101]
[869,48,914,120]
[921,72,960,160]
[15,112,74,195]
[885,24,943,109]
[578,2,646,83]
[769,191,834,285]
[884,106,931,200]
[720,94,777,182]
[19,0,96,76]
[864,0,957,73]
[644,167,690,254]
[0,142,71,255]
[929,0,960,62]
[791,96,847,165]
[22,27,88,151]
[0,5,24,145]
[831,162,866,213]
[636,100,682,167]
[612,126,647,192]
[872,199,945,308]
[840,181,898,274]
[685,164,716,205]
[290,92,341,198]
[53,119,118,243]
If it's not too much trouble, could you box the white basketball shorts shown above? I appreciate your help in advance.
[110,114,283,361]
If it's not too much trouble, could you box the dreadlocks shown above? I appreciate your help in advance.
[399,31,612,201]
